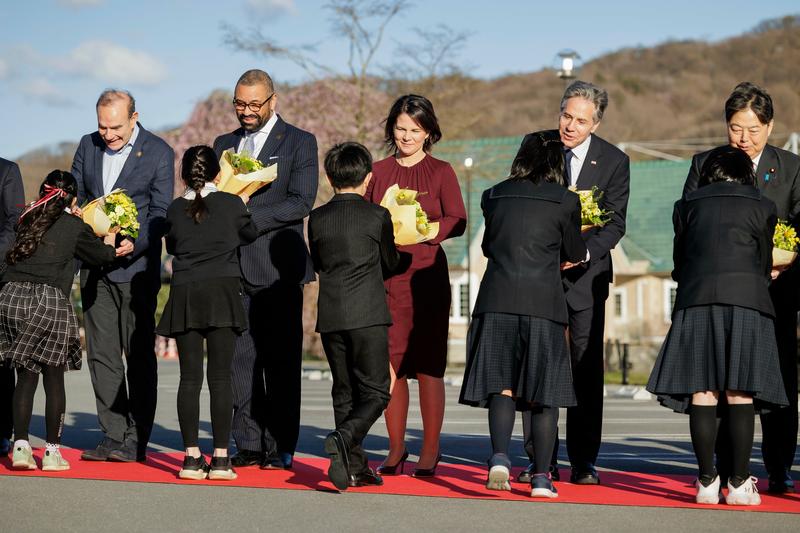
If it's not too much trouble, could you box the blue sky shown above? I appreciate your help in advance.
[1,0,797,159]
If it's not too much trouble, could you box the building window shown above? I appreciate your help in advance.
[662,280,678,323]
[460,283,470,319]
[612,287,627,321]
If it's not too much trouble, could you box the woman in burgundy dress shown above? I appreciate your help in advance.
[365,95,466,476]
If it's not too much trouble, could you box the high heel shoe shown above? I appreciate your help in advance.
[412,453,442,478]
[377,449,409,475]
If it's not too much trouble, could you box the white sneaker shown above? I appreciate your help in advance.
[726,476,761,506]
[42,448,70,472]
[695,475,720,504]
[11,444,37,470]
[485,465,511,491]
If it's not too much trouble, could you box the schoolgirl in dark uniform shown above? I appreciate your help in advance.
[647,145,788,506]
[1,170,118,471]
[157,145,258,481]
[459,132,586,498]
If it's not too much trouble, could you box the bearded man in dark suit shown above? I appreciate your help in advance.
[518,81,630,485]
[213,69,318,470]
[683,82,800,494]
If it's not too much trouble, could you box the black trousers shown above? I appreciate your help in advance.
[0,363,13,440]
[231,281,303,456]
[82,272,159,453]
[321,326,391,474]
[175,328,236,450]
[523,298,606,468]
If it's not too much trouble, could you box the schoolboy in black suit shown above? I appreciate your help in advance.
[308,142,400,491]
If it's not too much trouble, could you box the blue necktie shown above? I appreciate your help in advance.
[565,149,574,185]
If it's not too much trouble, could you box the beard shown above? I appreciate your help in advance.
[238,111,269,132]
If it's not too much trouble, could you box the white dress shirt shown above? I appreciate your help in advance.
[568,135,592,187]
[102,124,139,195]
[236,113,279,158]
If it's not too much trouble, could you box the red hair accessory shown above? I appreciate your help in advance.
[18,184,68,222]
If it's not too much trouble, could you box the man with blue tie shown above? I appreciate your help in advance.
[72,89,174,463]
[517,81,630,485]
[213,69,318,470]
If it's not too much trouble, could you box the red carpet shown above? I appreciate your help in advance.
[2,449,798,513]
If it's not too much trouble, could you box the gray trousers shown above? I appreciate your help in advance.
[81,272,158,454]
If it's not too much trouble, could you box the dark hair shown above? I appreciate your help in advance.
[6,170,77,265]
[236,69,274,93]
[698,145,756,187]
[181,145,221,223]
[725,82,773,124]
[324,142,373,189]
[508,131,565,185]
[383,94,442,154]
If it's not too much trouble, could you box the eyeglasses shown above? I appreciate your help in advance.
[232,93,274,112]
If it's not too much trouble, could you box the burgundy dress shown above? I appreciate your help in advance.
[366,155,467,378]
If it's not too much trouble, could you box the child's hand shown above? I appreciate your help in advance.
[71,206,83,218]
[103,233,117,246]
[239,193,250,204]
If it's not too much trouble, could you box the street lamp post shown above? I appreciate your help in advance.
[556,49,581,86]
[463,157,474,325]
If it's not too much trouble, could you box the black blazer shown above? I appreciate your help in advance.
[518,131,630,311]
[2,214,116,296]
[213,116,318,288]
[473,179,586,324]
[72,123,174,284]
[308,194,400,333]
[164,192,259,285]
[684,144,800,310]
[0,157,24,257]
[672,182,777,316]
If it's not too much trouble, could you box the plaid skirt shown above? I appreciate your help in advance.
[459,312,576,409]
[646,304,788,413]
[0,281,82,373]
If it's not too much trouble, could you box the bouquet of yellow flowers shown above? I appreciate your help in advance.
[218,150,278,197]
[772,220,799,268]
[380,184,440,245]
[570,186,612,232]
[82,189,139,238]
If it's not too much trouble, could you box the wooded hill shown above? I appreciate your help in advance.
[15,16,800,200]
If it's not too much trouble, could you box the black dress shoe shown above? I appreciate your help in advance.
[230,449,264,467]
[324,431,350,491]
[767,470,795,494]
[518,463,559,483]
[81,437,122,461]
[0,438,10,457]
[570,464,600,485]
[261,452,292,470]
[107,439,138,462]
[349,469,384,487]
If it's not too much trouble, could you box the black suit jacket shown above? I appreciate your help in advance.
[72,123,174,283]
[213,116,318,287]
[308,194,400,333]
[473,179,586,324]
[683,144,800,310]
[0,158,24,257]
[518,130,630,311]
[672,182,776,316]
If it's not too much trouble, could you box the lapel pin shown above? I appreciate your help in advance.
[590,160,597,165]
[136,151,143,158]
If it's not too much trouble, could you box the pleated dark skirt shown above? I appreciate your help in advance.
[646,304,788,414]
[0,281,81,373]
[156,277,247,337]
[459,312,576,410]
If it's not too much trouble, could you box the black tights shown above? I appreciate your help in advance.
[13,366,65,443]
[488,395,558,474]
[690,401,755,483]
[175,328,236,450]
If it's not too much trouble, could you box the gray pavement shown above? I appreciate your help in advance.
[2,360,799,532]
